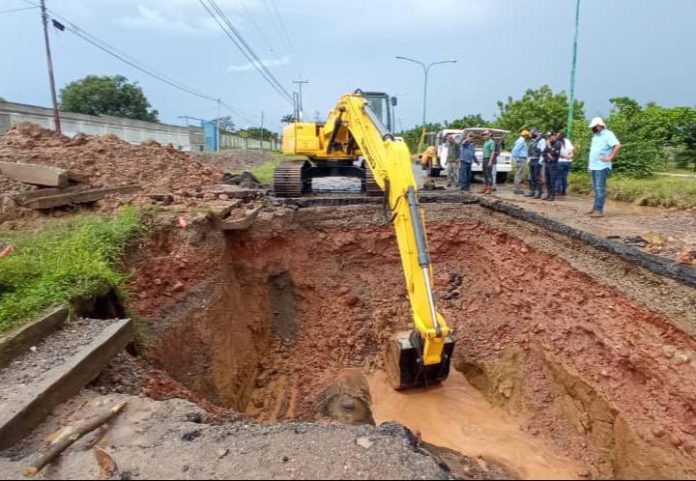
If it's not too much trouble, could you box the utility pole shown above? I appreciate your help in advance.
[40,0,61,135]
[260,111,265,143]
[566,0,581,139]
[292,79,309,120]
[216,98,221,152]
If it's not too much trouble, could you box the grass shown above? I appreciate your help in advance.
[0,208,145,332]
[569,172,696,209]
[250,152,306,185]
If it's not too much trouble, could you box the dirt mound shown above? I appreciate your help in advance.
[0,123,224,196]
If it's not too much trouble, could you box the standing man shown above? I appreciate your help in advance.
[481,130,497,195]
[526,128,544,198]
[588,117,622,218]
[556,131,575,196]
[458,131,477,191]
[542,131,562,201]
[446,134,461,189]
[512,128,530,194]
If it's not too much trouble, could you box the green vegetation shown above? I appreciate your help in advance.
[0,208,145,332]
[250,153,306,185]
[60,75,159,122]
[569,172,696,209]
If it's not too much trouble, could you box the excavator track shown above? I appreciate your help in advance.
[363,163,382,197]
[274,161,306,197]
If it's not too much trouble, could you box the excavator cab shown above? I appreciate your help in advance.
[276,91,398,197]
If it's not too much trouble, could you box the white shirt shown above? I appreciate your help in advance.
[560,138,575,163]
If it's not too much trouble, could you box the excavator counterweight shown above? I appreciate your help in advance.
[277,90,454,390]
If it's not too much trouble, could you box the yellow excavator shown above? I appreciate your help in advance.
[275,90,454,390]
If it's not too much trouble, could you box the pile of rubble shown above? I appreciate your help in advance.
[0,123,264,220]
[0,123,224,195]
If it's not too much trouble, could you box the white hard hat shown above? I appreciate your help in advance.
[589,117,606,129]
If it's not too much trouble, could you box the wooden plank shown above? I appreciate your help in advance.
[0,319,133,451]
[0,162,69,188]
[25,185,141,210]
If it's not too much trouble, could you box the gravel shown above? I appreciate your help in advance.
[0,318,117,402]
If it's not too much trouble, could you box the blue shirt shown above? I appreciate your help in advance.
[511,136,528,160]
[537,138,546,163]
[589,129,620,171]
[459,140,477,163]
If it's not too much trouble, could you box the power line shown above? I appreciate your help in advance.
[35,6,254,124]
[0,5,39,14]
[265,0,301,74]
[238,0,282,61]
[199,0,293,103]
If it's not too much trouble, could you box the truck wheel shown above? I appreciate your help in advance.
[496,172,508,184]
[427,165,441,178]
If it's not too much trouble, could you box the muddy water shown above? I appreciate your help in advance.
[369,371,582,480]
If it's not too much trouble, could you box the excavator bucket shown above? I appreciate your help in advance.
[386,331,455,391]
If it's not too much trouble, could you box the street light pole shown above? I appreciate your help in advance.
[567,0,581,139]
[396,56,457,152]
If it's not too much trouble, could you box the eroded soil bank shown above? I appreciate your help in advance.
[130,203,696,480]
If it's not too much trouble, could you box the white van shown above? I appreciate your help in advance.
[436,128,513,183]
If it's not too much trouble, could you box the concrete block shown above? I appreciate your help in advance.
[0,319,133,450]
[24,185,141,210]
[0,162,69,188]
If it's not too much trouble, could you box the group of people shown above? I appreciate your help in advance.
[511,128,575,201]
[444,117,622,218]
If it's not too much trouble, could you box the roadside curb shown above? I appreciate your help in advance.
[0,307,69,368]
[0,319,133,451]
[477,196,696,289]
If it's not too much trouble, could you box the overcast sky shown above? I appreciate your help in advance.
[1,0,695,132]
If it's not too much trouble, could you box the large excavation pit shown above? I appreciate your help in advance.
[140,203,696,480]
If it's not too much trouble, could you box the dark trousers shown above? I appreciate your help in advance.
[459,161,472,191]
[556,162,572,194]
[483,164,494,186]
[528,158,542,194]
[545,162,558,196]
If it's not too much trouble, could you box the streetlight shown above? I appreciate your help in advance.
[396,56,457,152]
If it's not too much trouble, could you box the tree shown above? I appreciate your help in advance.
[493,85,591,170]
[494,85,586,134]
[604,98,696,176]
[447,114,489,129]
[281,114,295,124]
[677,122,696,172]
[59,75,159,122]
[237,127,278,141]
[211,116,235,133]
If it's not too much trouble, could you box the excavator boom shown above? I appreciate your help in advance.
[279,91,454,390]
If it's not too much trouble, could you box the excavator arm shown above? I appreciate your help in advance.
[322,92,454,390]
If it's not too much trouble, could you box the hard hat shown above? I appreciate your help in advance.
[589,117,606,129]
[520,128,531,137]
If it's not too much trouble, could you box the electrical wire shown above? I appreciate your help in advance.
[199,0,292,103]
[265,0,301,74]
[0,5,39,15]
[238,0,282,61]
[28,3,255,124]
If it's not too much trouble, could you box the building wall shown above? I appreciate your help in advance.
[0,101,279,152]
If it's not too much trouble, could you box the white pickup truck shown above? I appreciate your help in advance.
[436,128,512,183]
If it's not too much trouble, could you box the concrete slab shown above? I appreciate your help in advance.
[0,319,133,450]
[24,185,141,210]
[220,207,261,231]
[0,162,69,188]
[0,307,69,368]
